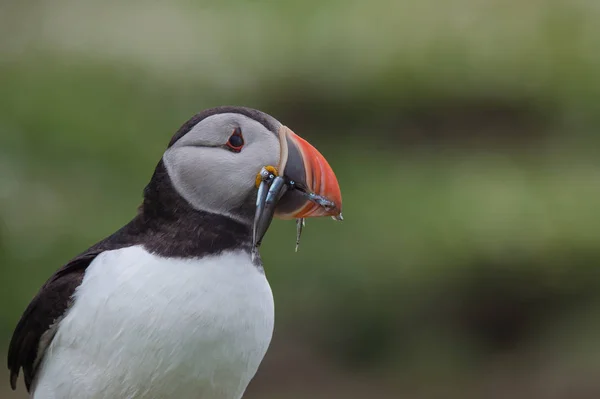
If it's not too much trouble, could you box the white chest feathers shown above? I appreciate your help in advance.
[32,246,275,399]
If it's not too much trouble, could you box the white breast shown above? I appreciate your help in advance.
[31,246,275,399]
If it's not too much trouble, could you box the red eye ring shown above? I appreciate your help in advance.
[226,127,244,152]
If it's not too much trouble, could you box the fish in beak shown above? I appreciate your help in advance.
[252,126,343,251]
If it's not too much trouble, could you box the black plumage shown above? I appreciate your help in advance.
[7,106,274,392]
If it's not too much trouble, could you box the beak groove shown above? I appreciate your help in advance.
[276,126,342,219]
[252,126,342,253]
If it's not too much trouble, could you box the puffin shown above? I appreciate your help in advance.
[7,106,342,399]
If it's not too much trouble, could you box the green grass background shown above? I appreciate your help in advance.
[1,0,599,398]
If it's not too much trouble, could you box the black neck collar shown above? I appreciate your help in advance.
[89,161,254,259]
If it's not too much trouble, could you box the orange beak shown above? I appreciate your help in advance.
[274,126,342,220]
[251,126,342,249]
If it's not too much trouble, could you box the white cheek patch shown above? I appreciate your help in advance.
[163,130,280,222]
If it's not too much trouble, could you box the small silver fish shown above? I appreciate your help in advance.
[295,218,305,252]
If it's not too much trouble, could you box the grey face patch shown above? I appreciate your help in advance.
[163,113,281,223]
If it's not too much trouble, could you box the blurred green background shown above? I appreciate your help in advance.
[1,0,600,398]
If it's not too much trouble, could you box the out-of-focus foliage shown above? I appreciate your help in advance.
[1,1,599,398]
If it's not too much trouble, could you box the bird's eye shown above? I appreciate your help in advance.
[226,128,244,152]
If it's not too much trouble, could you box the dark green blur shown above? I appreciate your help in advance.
[1,1,599,398]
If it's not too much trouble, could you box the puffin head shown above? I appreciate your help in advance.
[160,106,342,249]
